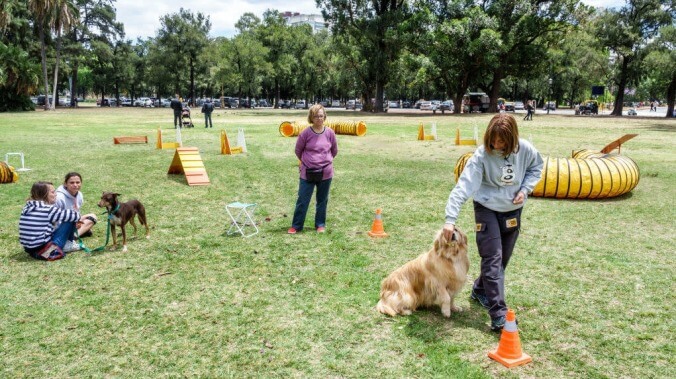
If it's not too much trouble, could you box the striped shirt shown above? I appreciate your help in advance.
[19,200,80,249]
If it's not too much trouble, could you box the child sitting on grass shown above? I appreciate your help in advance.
[19,181,81,261]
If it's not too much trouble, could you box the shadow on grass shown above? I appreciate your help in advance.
[403,300,497,341]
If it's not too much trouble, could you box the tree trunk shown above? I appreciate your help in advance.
[375,82,385,113]
[71,60,79,107]
[51,29,63,110]
[665,72,675,118]
[611,57,631,116]
[489,68,503,113]
[189,55,195,107]
[39,24,51,111]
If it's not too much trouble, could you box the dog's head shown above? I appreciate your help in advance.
[433,227,468,261]
[97,192,121,209]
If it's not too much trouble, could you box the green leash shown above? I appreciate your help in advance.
[77,207,116,254]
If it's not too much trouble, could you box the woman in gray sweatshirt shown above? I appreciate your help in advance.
[55,172,98,239]
[443,113,543,331]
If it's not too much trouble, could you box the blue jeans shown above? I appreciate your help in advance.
[52,222,76,249]
[204,113,212,128]
[292,178,332,231]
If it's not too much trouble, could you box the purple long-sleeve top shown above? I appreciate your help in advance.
[295,126,338,181]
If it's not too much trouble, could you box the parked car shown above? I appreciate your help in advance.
[402,100,412,108]
[134,97,152,107]
[544,101,556,110]
[346,100,362,110]
[37,95,54,106]
[240,99,256,108]
[419,101,436,111]
[258,99,269,107]
[388,100,400,109]
[330,100,341,107]
[96,98,111,107]
[440,100,453,112]
[504,101,515,111]
[279,100,291,109]
[294,100,306,109]
[627,108,637,116]
[154,98,171,107]
[514,101,525,110]
[121,97,132,107]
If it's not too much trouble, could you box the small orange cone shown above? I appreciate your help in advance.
[417,123,425,140]
[488,309,532,368]
[368,209,388,238]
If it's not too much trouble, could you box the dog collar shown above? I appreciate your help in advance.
[107,204,120,219]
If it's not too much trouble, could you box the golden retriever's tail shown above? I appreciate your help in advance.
[376,299,398,316]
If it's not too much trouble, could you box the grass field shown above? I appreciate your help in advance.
[1,107,674,378]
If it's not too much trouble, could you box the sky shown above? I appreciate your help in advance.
[115,0,323,40]
[115,0,623,41]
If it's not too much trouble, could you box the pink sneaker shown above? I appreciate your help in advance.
[316,227,326,233]
[287,227,297,234]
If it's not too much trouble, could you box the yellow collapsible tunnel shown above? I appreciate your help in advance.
[279,121,367,137]
[0,161,19,183]
[453,149,640,199]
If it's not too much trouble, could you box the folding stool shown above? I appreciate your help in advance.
[225,202,258,237]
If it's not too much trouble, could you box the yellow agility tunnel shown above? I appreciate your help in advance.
[454,149,640,199]
[279,121,367,137]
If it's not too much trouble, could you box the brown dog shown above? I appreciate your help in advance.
[97,192,149,252]
[376,228,469,318]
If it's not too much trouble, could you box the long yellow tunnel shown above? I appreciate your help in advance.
[279,121,367,137]
[453,149,640,199]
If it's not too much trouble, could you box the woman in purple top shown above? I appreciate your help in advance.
[288,104,338,234]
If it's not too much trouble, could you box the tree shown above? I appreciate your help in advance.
[319,0,411,112]
[256,10,299,108]
[67,0,123,106]
[49,0,78,110]
[156,8,211,106]
[595,0,673,116]
[0,1,40,111]
[0,42,40,111]
[417,4,500,113]
[643,24,675,117]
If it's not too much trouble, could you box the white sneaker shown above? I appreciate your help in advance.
[63,240,81,253]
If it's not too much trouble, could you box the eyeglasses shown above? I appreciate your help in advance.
[313,115,325,119]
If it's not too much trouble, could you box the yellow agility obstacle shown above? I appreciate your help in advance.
[455,127,478,145]
[279,121,367,137]
[453,135,640,199]
[417,123,437,141]
[220,129,247,154]
[156,128,182,149]
[167,147,210,186]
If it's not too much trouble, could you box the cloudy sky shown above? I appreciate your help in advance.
[115,0,623,40]
[115,0,322,40]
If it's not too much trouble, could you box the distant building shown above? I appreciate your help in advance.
[281,12,327,33]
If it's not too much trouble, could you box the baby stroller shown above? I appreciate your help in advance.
[181,106,194,128]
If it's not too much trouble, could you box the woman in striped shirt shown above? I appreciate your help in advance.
[18,181,80,260]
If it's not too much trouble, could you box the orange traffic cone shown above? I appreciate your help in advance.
[368,209,388,238]
[417,123,425,140]
[488,309,532,368]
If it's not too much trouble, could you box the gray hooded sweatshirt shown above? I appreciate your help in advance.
[55,185,83,212]
[445,138,543,225]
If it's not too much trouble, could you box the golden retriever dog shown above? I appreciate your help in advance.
[376,228,469,317]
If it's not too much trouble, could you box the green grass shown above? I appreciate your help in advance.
[1,107,674,378]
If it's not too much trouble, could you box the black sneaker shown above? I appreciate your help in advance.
[470,290,490,309]
[490,316,506,332]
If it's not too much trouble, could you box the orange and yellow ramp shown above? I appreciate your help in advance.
[167,147,210,186]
